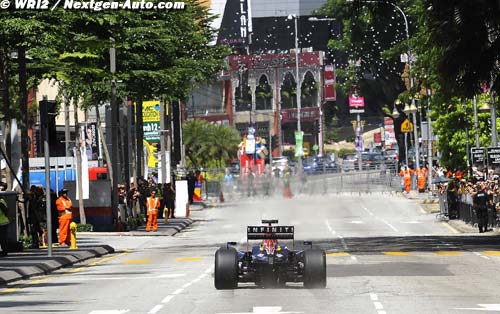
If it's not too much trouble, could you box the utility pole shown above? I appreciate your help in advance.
[160,99,167,184]
[110,39,119,220]
[427,89,433,192]
[18,45,29,191]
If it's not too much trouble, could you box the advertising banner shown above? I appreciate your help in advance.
[487,147,500,166]
[79,122,99,161]
[324,65,336,101]
[471,148,485,165]
[294,131,304,157]
[384,117,396,148]
[142,100,161,143]
[349,94,365,114]
[216,0,251,47]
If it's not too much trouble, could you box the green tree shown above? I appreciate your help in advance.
[422,0,499,99]
[183,119,240,169]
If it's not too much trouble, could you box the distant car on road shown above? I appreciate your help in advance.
[342,153,359,172]
[303,156,338,174]
[361,152,385,169]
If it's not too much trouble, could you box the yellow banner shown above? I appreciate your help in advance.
[142,100,161,123]
[143,139,158,168]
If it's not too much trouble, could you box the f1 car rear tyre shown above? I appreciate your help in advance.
[303,249,326,288]
[214,247,238,290]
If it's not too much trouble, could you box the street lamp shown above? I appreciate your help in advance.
[288,13,303,174]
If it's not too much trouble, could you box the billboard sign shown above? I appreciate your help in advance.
[79,122,99,161]
[349,94,364,114]
[142,100,161,143]
[324,65,336,101]
[487,147,500,166]
[471,147,485,165]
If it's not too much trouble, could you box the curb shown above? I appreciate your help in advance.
[78,218,194,237]
[0,245,114,286]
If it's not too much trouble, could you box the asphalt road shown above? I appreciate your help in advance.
[2,193,500,314]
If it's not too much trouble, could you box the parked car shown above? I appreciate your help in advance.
[361,152,385,169]
[342,153,359,172]
[303,156,338,174]
[382,148,399,162]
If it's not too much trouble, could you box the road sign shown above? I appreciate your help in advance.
[487,147,500,166]
[471,147,485,165]
[400,119,413,133]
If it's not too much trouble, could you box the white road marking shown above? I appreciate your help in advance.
[205,267,214,274]
[222,224,233,229]
[370,293,378,301]
[362,207,375,216]
[172,288,183,295]
[325,220,333,232]
[182,282,192,288]
[378,217,399,232]
[374,302,384,310]
[350,256,357,261]
[218,306,303,314]
[325,220,349,252]
[473,252,490,260]
[88,311,130,314]
[161,295,174,304]
[350,220,364,224]
[456,304,500,311]
[147,305,163,314]
[401,221,421,224]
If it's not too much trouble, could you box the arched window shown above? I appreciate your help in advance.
[255,75,272,111]
[280,72,296,109]
[301,71,318,108]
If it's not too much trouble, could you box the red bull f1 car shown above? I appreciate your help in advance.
[214,220,326,289]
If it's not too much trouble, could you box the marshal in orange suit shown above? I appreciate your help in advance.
[56,188,73,246]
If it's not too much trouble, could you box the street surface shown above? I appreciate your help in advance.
[2,193,500,314]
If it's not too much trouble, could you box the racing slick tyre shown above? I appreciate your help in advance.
[303,249,326,288]
[214,247,239,289]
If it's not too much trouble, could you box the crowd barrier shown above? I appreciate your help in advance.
[437,192,498,229]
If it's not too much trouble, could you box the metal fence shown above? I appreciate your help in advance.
[200,166,400,201]
[437,192,498,228]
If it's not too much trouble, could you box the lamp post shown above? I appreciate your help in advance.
[426,89,433,190]
[462,100,471,177]
[288,13,303,174]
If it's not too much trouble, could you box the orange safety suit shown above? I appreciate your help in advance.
[399,168,414,193]
[146,195,160,231]
[416,168,427,192]
[56,196,73,246]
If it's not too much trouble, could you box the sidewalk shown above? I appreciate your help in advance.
[0,245,114,286]
[0,215,198,286]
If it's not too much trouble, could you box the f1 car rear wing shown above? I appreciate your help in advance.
[247,225,294,240]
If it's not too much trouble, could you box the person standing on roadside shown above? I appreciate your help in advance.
[0,195,10,256]
[55,188,72,246]
[146,190,160,232]
[164,183,176,218]
[473,182,490,233]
